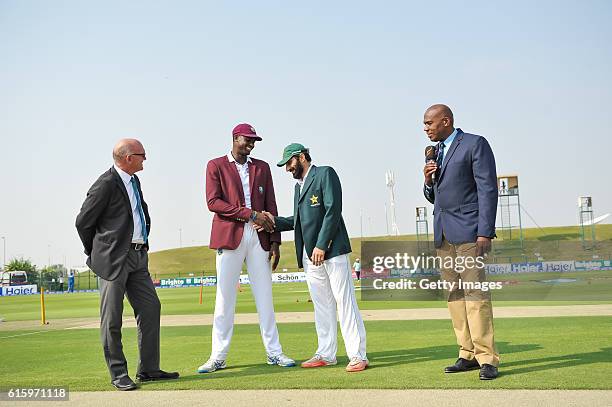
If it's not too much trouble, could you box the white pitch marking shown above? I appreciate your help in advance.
[0,330,49,339]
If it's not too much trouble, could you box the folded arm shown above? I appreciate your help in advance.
[75,180,111,255]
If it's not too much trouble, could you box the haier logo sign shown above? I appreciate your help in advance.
[0,284,38,296]
[542,261,575,272]
[511,263,544,273]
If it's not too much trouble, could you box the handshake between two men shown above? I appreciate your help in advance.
[251,210,276,233]
[252,210,328,267]
[203,138,370,374]
[251,210,281,270]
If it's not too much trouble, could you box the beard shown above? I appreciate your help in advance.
[292,161,305,180]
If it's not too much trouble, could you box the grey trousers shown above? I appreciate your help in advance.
[99,248,161,380]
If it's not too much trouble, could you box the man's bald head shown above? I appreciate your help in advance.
[423,104,455,142]
[425,104,454,125]
[113,139,143,162]
[113,138,146,175]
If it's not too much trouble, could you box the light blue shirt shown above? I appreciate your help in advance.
[439,128,458,163]
[425,128,457,191]
[114,165,146,243]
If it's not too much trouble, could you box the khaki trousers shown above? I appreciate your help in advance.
[437,238,499,366]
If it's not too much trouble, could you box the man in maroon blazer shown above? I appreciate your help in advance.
[197,123,295,373]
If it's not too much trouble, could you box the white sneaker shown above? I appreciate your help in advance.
[197,358,226,373]
[267,353,296,367]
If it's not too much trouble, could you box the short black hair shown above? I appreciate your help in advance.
[302,151,312,162]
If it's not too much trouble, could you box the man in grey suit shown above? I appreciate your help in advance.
[76,139,178,390]
[423,105,500,380]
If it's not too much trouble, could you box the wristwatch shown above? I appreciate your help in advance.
[250,210,258,221]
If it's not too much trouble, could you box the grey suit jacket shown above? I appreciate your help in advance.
[423,129,498,248]
[75,167,151,281]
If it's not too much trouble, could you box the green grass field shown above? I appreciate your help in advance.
[1,317,611,390]
[1,279,611,322]
[1,225,611,392]
[1,282,611,391]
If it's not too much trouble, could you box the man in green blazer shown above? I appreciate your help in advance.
[268,143,368,372]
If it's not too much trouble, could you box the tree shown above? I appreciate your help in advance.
[39,264,67,290]
[5,258,36,273]
[41,264,67,276]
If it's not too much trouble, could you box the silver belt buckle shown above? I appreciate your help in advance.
[133,243,143,251]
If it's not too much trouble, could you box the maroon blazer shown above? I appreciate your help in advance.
[206,155,281,251]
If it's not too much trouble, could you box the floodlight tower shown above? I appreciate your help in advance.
[415,206,430,252]
[578,196,596,249]
[497,174,523,248]
[385,171,400,236]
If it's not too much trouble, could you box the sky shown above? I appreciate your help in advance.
[1,0,611,269]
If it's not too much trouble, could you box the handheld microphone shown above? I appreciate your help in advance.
[425,145,437,184]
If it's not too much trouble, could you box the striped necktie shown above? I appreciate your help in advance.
[130,177,148,243]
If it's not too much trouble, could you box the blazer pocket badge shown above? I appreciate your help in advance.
[309,194,320,207]
[258,186,264,194]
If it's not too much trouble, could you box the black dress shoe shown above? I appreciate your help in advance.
[111,376,138,391]
[136,370,180,382]
[444,358,480,373]
[479,364,499,380]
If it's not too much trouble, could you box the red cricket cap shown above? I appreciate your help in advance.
[232,123,262,141]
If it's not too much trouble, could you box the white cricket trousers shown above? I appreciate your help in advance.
[303,250,367,360]
[210,224,283,360]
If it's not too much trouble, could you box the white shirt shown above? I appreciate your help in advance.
[298,164,313,194]
[114,165,146,243]
[227,153,252,209]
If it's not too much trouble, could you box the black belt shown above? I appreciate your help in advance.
[130,243,146,251]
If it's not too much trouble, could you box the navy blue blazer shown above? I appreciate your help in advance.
[423,129,498,248]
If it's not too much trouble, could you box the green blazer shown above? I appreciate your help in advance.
[275,165,351,268]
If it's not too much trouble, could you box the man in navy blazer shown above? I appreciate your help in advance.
[423,104,500,380]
